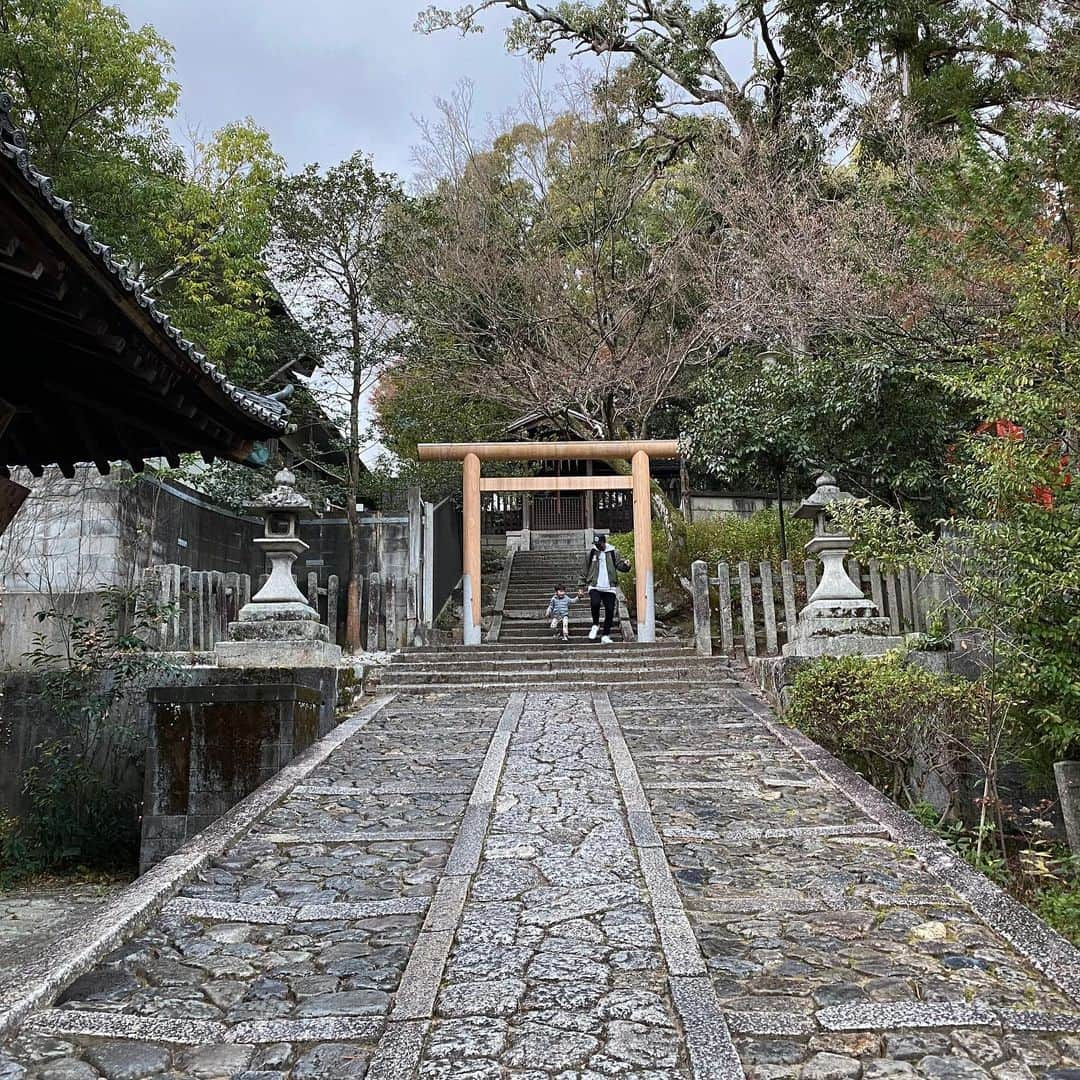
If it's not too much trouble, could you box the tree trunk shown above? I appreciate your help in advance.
[345,329,365,653]
[345,495,362,652]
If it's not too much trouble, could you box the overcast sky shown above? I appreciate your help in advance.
[116,0,551,182]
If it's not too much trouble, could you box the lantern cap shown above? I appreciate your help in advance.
[250,467,312,513]
[793,473,855,520]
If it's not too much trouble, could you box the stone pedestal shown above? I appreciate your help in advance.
[141,681,322,871]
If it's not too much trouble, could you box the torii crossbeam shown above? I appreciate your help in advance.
[417,440,680,644]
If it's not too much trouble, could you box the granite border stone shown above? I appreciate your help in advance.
[595,692,744,1079]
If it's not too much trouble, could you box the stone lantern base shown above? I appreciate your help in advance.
[782,602,904,659]
[214,610,343,668]
[212,467,344,669]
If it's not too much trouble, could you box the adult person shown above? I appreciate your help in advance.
[578,533,630,644]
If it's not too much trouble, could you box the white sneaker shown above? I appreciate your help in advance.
[588,625,599,640]
[601,635,613,645]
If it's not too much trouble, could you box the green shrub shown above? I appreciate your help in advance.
[788,653,976,805]
[685,510,813,572]
[609,508,812,601]
[0,587,178,886]
[1037,882,1080,946]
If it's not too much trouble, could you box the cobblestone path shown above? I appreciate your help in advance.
[3,686,1080,1079]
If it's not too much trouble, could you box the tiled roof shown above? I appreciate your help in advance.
[0,90,290,437]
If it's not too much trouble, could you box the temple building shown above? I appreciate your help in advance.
[0,90,291,511]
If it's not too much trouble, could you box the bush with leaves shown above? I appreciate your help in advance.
[609,509,813,603]
[788,653,978,811]
[1,587,178,885]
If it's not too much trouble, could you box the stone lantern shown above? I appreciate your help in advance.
[782,473,903,658]
[215,467,342,667]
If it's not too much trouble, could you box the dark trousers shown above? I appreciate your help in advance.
[590,589,616,634]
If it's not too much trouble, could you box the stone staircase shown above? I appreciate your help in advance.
[496,549,607,645]
[378,548,735,692]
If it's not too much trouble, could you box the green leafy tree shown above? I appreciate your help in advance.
[371,362,519,502]
[419,0,1075,142]
[0,0,181,251]
[686,345,968,518]
[1,1,288,383]
[417,1,769,131]
[139,121,286,385]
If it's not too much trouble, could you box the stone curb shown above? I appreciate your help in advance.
[364,692,526,1079]
[0,694,396,1041]
[734,688,1080,1007]
[595,693,745,1080]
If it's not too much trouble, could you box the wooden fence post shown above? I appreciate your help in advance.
[328,574,340,645]
[217,571,230,645]
[224,571,240,633]
[780,560,797,644]
[899,567,914,632]
[422,501,434,628]
[869,559,884,615]
[166,564,181,649]
[140,566,164,650]
[716,562,734,656]
[367,571,382,652]
[691,560,712,657]
[198,573,211,650]
[385,576,399,651]
[737,560,756,658]
[911,567,928,633]
[759,562,778,655]
[178,566,192,651]
[885,572,901,634]
[407,486,422,642]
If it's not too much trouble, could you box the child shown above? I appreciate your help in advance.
[545,584,577,641]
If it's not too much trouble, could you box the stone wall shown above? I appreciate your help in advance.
[0,467,410,668]
[687,491,798,520]
[1,660,345,844]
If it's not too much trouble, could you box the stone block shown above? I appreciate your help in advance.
[213,640,343,669]
[783,615,905,658]
[140,680,325,872]
[751,656,813,714]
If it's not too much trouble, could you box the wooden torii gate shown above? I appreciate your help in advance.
[417,440,680,644]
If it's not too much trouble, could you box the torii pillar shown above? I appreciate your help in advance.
[417,440,680,644]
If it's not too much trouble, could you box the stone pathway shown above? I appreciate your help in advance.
[0,881,132,978]
[2,686,1080,1078]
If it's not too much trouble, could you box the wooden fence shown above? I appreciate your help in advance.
[139,563,415,652]
[693,557,952,658]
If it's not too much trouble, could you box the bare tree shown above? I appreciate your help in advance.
[400,73,713,443]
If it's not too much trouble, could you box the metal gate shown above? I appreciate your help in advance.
[532,493,584,531]
[594,489,632,533]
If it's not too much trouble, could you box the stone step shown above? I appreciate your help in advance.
[387,656,727,672]
[379,668,737,687]
[492,637,634,646]
[399,644,696,658]
[507,579,587,586]
[380,679,734,693]
[499,615,615,624]
[505,591,584,597]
